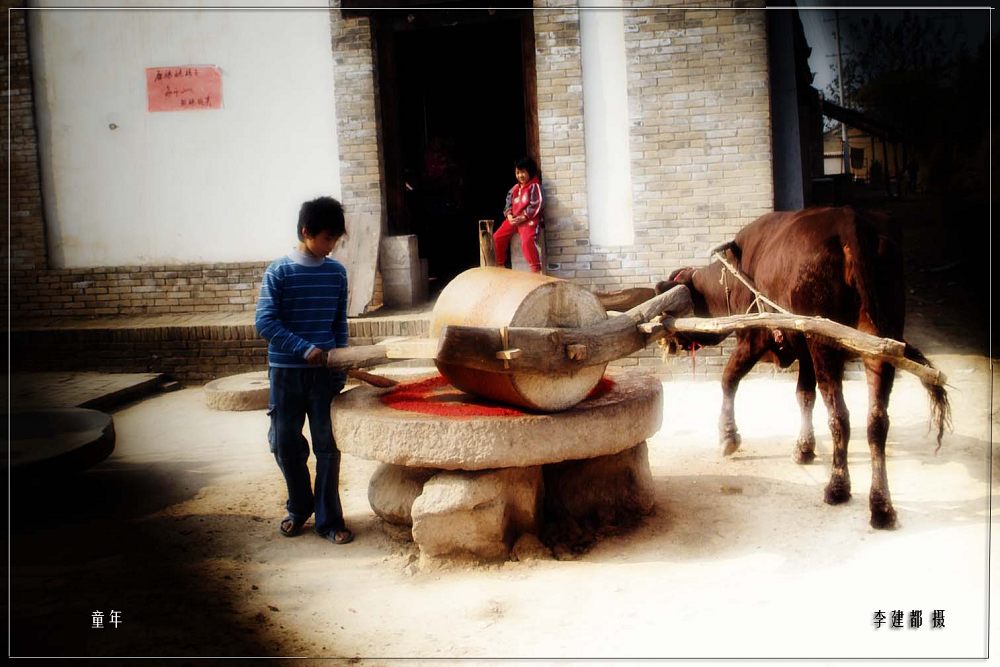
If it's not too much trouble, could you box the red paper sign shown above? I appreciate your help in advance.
[146,66,223,112]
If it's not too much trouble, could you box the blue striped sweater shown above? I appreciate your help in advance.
[255,250,349,368]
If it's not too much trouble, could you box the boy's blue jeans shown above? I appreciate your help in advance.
[268,366,347,536]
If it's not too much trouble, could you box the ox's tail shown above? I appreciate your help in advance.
[903,342,952,452]
[842,209,951,450]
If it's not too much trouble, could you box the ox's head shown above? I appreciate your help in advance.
[655,266,728,352]
[655,266,708,316]
[654,267,698,303]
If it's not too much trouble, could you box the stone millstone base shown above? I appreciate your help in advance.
[542,441,656,553]
[334,373,662,470]
[368,464,438,526]
[343,373,663,563]
[368,442,654,563]
[412,467,543,562]
[204,371,270,411]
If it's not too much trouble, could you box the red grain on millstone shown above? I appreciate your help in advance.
[379,375,616,418]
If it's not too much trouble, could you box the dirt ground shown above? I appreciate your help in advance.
[10,198,994,661]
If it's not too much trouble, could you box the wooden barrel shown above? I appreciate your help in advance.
[430,267,608,411]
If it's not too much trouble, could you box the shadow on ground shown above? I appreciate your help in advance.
[10,462,289,657]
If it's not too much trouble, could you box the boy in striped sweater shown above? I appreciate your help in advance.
[255,196,353,545]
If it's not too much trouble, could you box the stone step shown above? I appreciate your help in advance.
[10,308,434,384]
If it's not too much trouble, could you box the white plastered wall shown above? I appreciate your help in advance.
[29,2,342,267]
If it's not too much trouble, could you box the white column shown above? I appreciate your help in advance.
[579,1,634,247]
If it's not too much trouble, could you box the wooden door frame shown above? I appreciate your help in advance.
[520,11,540,166]
[366,8,539,235]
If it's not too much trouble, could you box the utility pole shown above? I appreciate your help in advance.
[833,9,850,176]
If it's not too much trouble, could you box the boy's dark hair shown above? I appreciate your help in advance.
[297,197,346,241]
[514,156,539,180]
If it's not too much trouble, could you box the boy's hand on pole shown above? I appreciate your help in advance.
[305,347,325,366]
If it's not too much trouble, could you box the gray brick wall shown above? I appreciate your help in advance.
[4,4,49,319]
[535,5,773,294]
[13,263,269,319]
[532,4,773,375]
[329,1,386,239]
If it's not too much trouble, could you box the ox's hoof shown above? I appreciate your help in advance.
[719,432,741,457]
[824,479,851,505]
[869,494,898,530]
[792,436,816,464]
[870,508,898,530]
[792,448,816,465]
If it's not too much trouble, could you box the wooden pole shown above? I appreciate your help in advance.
[325,286,947,388]
[663,313,904,358]
[478,219,496,267]
[659,314,945,387]
[325,338,440,371]
[347,369,399,388]
[593,286,657,312]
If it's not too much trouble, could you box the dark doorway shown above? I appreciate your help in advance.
[373,10,535,291]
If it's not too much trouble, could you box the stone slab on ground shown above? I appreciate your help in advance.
[10,408,115,474]
[204,371,270,411]
[9,372,167,411]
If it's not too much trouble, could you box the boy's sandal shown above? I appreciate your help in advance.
[325,529,354,545]
[279,515,306,537]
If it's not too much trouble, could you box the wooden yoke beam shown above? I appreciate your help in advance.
[435,285,694,373]
[325,282,945,389]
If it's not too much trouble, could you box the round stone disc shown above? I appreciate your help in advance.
[204,371,270,411]
[10,408,115,475]
[333,372,662,471]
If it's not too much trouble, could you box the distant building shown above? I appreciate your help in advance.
[820,100,904,195]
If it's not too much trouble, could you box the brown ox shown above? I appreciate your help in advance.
[653,207,949,529]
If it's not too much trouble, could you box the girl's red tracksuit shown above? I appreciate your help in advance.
[493,177,543,272]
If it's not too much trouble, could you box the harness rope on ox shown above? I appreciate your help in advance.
[710,250,792,316]
[712,249,790,351]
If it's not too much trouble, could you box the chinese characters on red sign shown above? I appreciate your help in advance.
[146,66,222,112]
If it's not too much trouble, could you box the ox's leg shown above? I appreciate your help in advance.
[864,358,897,529]
[719,333,765,457]
[793,354,818,464]
[810,344,851,505]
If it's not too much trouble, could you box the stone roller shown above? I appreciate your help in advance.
[325,268,695,411]
[430,267,609,412]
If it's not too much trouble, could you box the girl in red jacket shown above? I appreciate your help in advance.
[494,156,543,273]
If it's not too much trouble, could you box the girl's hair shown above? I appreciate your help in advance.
[298,196,346,241]
[514,156,539,180]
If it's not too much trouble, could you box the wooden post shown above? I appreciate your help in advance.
[478,219,496,267]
